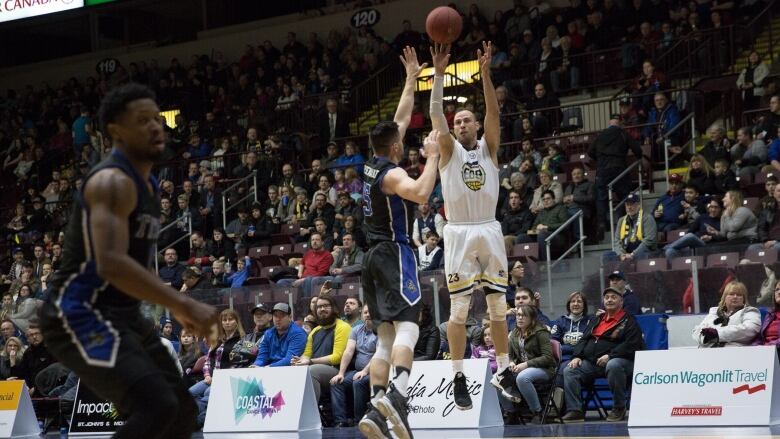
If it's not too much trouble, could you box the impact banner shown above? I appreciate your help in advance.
[69,380,126,435]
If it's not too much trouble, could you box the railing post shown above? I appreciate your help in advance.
[222,193,227,230]
[546,242,553,315]
[599,266,605,295]
[252,170,258,204]
[690,115,696,154]
[665,138,671,188]
[638,163,643,205]
[692,259,701,314]
[579,214,585,284]
[154,242,159,275]
[608,188,615,252]
[432,278,441,327]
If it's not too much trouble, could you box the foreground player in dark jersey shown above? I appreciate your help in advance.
[357,47,440,439]
[39,83,219,439]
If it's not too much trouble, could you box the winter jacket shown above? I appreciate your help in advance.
[253,323,307,367]
[653,191,685,227]
[588,125,643,170]
[756,203,780,242]
[731,140,768,167]
[508,323,556,378]
[716,207,757,241]
[713,170,739,195]
[550,314,594,356]
[501,205,535,236]
[692,306,761,347]
[531,203,569,232]
[414,321,441,361]
[687,213,721,237]
[563,180,595,218]
[754,311,780,346]
[572,311,646,362]
[614,211,658,255]
[685,170,717,196]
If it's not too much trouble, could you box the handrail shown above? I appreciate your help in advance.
[544,210,585,314]
[154,211,191,274]
[662,112,696,188]
[607,160,643,251]
[222,170,258,229]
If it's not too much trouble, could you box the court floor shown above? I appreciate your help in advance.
[40,421,780,438]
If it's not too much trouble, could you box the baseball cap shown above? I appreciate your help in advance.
[669,173,683,184]
[603,287,624,297]
[608,270,625,281]
[251,303,269,315]
[272,303,291,314]
[625,193,640,204]
[12,247,23,254]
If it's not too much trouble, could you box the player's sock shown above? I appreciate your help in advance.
[371,385,387,406]
[496,354,510,374]
[391,366,410,397]
[452,359,464,374]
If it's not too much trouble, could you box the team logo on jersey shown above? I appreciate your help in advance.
[406,280,417,293]
[461,162,486,191]
[467,151,478,161]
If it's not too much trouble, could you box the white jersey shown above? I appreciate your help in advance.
[440,137,499,224]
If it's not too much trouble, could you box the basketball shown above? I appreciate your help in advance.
[425,6,462,44]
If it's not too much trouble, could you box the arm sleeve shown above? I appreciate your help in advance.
[329,322,351,366]
[302,330,314,359]
[203,354,212,378]
[342,250,364,274]
[613,218,627,255]
[609,317,646,358]
[435,214,446,237]
[429,249,443,270]
[269,327,306,367]
[715,308,762,344]
[429,75,449,132]
[526,331,555,369]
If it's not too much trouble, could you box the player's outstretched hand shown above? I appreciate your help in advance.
[429,43,451,77]
[421,129,441,159]
[400,46,427,79]
[173,299,219,338]
[477,41,493,74]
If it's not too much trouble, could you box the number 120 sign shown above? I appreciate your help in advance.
[351,8,380,28]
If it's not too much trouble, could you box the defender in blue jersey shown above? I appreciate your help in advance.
[357,47,441,439]
[39,84,218,439]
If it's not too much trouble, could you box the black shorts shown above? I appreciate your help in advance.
[362,241,421,323]
[39,301,185,415]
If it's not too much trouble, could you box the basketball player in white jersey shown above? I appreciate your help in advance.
[429,42,521,410]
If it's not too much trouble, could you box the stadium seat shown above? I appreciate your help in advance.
[670,256,704,271]
[637,258,668,272]
[743,197,760,212]
[706,252,740,268]
[247,246,270,259]
[293,242,310,254]
[540,340,564,424]
[512,243,539,260]
[553,173,568,184]
[656,232,666,245]
[271,234,292,245]
[560,107,584,132]
[260,265,284,280]
[339,282,361,295]
[281,223,301,235]
[744,247,778,265]
[270,244,293,256]
[257,255,284,268]
[244,277,269,286]
[665,229,688,244]
[754,173,774,184]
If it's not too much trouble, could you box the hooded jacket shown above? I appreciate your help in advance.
[508,322,556,377]
[550,313,594,356]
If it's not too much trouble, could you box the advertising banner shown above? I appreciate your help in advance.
[629,346,780,427]
[68,380,126,435]
[0,380,39,438]
[0,0,84,24]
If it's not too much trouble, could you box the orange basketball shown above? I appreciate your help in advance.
[425,6,462,44]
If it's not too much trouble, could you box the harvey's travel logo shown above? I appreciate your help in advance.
[230,377,285,423]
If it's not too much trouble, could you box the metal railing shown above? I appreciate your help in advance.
[221,170,258,229]
[544,210,586,314]
[154,211,192,275]
[608,160,644,252]
[662,112,697,187]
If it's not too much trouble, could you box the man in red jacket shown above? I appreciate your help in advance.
[277,232,333,296]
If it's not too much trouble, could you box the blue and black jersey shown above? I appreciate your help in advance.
[362,156,416,245]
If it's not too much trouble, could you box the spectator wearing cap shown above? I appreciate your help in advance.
[329,304,376,427]
[606,271,642,315]
[603,193,657,263]
[244,304,273,345]
[251,303,306,367]
[159,248,186,290]
[561,287,646,423]
[243,203,273,248]
[652,173,685,232]
[26,197,51,235]
[665,197,725,260]
[588,116,644,237]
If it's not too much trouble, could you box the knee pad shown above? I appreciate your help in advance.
[392,321,419,351]
[485,293,508,321]
[449,294,471,325]
[373,322,395,363]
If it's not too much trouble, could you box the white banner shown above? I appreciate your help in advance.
[0,380,39,438]
[0,0,84,24]
[406,359,503,429]
[203,366,320,433]
[629,346,780,427]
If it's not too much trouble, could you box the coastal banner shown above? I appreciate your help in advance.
[628,346,780,427]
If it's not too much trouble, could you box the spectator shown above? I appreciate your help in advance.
[251,302,306,368]
[187,231,214,267]
[279,163,306,195]
[159,248,186,290]
[713,158,739,194]
[329,233,364,282]
[243,304,273,345]
[500,171,534,213]
[416,231,443,271]
[517,190,569,260]
[302,194,337,239]
[606,271,642,315]
[749,184,780,252]
[276,186,296,224]
[0,294,13,321]
[561,287,646,423]
[210,228,236,263]
[334,142,365,176]
[30,245,50,280]
[471,324,497,373]
[501,190,535,253]
[550,36,582,94]
[414,304,440,361]
[412,202,445,248]
[278,233,333,297]
[588,116,644,235]
[711,190,757,244]
[692,281,761,347]
[550,291,594,359]
[754,280,780,348]
[312,174,338,207]
[10,286,37,332]
[322,142,341,171]
[737,51,769,111]
[225,255,252,288]
[731,126,768,179]
[630,60,668,110]
[525,83,561,137]
[318,98,350,146]
[563,166,595,237]
[0,319,23,348]
[652,173,685,232]
[0,337,24,380]
[757,175,778,214]
[684,154,717,196]
[530,170,563,214]
[290,187,310,225]
[243,203,273,248]
[184,133,211,161]
[189,309,245,426]
[341,296,363,328]
[10,324,55,396]
[758,95,780,142]
[329,304,376,428]
[644,92,682,148]
[335,215,366,249]
[334,191,363,228]
[510,138,543,171]
[540,142,564,174]
[500,304,555,425]
[312,218,335,251]
[699,124,732,167]
[393,20,422,51]
[507,286,552,329]
[178,329,201,385]
[603,193,657,263]
[293,295,351,404]
[678,184,704,227]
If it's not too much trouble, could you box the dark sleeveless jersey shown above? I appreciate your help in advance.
[49,150,160,312]
[362,156,416,245]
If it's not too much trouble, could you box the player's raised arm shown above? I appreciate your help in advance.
[395,46,427,142]
[479,41,500,165]
[383,130,441,204]
[84,169,218,334]
[429,43,455,163]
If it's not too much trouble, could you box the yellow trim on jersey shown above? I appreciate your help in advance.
[446,274,480,291]
[480,275,509,287]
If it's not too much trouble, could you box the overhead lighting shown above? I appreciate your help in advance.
[443,96,468,104]
[416,60,480,91]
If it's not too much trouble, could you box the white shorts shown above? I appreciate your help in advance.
[443,220,508,297]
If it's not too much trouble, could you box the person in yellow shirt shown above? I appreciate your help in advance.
[292,294,351,403]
